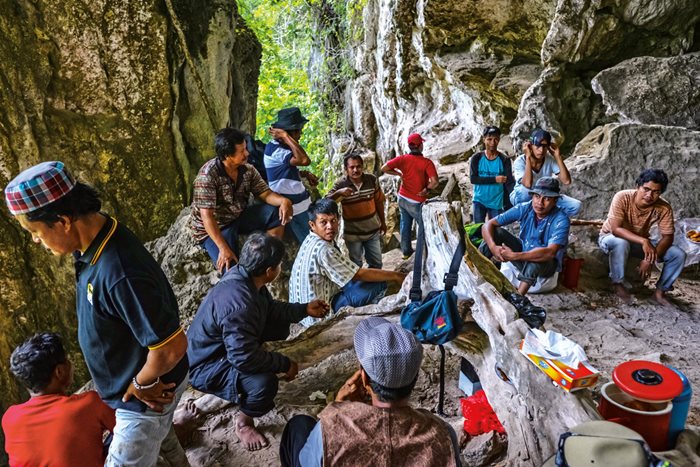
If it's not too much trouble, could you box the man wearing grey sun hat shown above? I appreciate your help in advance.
[279,317,461,467]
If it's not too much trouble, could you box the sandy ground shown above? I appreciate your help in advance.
[177,225,700,466]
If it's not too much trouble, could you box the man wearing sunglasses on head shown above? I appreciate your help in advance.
[510,128,582,217]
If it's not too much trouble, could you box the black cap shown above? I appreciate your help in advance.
[483,126,501,137]
[271,107,309,130]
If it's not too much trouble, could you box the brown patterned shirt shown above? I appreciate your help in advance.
[190,158,270,242]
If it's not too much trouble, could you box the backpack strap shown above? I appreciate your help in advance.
[444,229,465,291]
[409,223,425,302]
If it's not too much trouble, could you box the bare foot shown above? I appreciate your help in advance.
[236,414,269,451]
[652,289,675,308]
[173,399,203,447]
[613,283,632,303]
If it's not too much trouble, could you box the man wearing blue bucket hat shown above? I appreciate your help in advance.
[480,176,571,295]
[4,161,190,467]
[510,128,582,217]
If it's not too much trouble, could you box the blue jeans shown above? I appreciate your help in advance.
[599,234,686,291]
[398,197,424,256]
[472,202,502,223]
[331,280,387,312]
[510,185,582,217]
[288,212,310,244]
[345,233,383,269]
[105,377,189,467]
[201,203,281,266]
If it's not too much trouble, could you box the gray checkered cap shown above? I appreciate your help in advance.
[354,317,423,389]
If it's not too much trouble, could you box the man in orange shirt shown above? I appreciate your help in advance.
[3,333,115,467]
[599,169,686,306]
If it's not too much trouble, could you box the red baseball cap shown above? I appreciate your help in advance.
[407,133,425,146]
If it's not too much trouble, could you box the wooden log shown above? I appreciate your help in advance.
[421,201,600,466]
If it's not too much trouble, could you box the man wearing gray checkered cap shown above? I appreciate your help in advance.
[279,317,461,467]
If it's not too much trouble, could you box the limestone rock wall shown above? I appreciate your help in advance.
[0,0,260,412]
[320,0,700,205]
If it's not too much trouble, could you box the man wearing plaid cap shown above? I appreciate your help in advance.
[5,161,190,467]
[279,317,461,467]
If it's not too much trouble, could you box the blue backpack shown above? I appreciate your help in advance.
[400,224,465,414]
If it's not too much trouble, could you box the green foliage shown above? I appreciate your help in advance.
[238,0,334,191]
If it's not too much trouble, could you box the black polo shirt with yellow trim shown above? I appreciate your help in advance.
[74,214,188,412]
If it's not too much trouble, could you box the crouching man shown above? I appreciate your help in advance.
[186,233,330,451]
[599,169,686,306]
[279,317,461,467]
[480,177,570,295]
[289,199,406,327]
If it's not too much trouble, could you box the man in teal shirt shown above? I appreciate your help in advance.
[469,126,514,222]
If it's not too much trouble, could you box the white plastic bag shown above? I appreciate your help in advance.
[521,329,589,368]
[650,217,700,267]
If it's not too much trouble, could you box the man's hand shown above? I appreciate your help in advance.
[642,239,657,264]
[418,188,429,198]
[337,187,355,198]
[269,127,290,141]
[523,141,533,157]
[217,246,238,273]
[495,175,507,183]
[300,170,319,187]
[282,361,299,382]
[122,379,177,412]
[279,199,294,225]
[550,143,561,159]
[392,271,408,283]
[638,260,653,281]
[335,369,368,402]
[307,299,330,318]
[379,222,387,235]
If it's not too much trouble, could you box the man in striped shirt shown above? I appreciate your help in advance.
[289,199,406,327]
[327,154,386,269]
[265,107,319,244]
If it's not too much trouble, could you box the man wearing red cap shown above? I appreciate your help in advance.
[381,133,439,259]
[4,161,190,467]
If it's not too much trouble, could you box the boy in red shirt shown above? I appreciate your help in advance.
[381,133,439,258]
[2,333,115,467]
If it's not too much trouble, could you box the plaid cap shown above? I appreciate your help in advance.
[354,317,423,389]
[529,128,552,146]
[5,161,76,215]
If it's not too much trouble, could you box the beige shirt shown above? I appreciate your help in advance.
[601,189,675,237]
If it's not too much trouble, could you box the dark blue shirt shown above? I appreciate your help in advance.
[495,201,570,269]
[74,215,188,411]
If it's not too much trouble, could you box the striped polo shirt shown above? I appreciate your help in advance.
[326,174,385,242]
[264,140,311,216]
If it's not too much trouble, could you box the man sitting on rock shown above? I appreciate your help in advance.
[186,233,330,451]
[381,133,439,259]
[510,128,581,217]
[265,107,320,244]
[279,317,461,467]
[599,168,686,306]
[326,154,387,269]
[3,332,115,467]
[480,177,570,295]
[289,199,406,327]
[190,127,294,273]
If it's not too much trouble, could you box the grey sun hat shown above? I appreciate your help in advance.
[542,421,653,467]
[353,317,423,389]
[528,176,561,198]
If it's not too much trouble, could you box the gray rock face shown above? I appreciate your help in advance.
[592,53,700,129]
[0,0,260,410]
[567,123,700,220]
[542,0,700,68]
